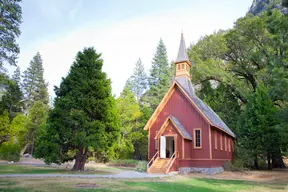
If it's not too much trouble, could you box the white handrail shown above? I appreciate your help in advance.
[147,151,159,170]
[165,151,178,174]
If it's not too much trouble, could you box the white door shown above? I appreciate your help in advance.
[160,136,166,158]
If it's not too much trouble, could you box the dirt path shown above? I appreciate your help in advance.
[183,169,288,183]
[0,171,167,179]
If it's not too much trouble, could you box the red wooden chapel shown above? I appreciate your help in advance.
[144,33,235,174]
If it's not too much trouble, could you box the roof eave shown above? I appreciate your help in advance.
[211,124,236,138]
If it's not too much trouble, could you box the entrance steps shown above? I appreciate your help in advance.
[147,158,170,174]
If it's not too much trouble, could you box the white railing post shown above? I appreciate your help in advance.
[165,151,177,174]
[147,151,159,171]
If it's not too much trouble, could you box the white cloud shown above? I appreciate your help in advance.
[18,6,246,99]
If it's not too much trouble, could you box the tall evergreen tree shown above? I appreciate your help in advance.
[12,67,21,85]
[129,58,147,101]
[0,0,22,67]
[146,39,171,110]
[34,48,120,171]
[283,0,288,7]
[197,81,241,131]
[169,60,176,83]
[239,86,280,170]
[22,52,49,109]
[0,74,23,119]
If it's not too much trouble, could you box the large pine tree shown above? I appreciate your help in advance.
[239,86,280,170]
[34,48,120,171]
[129,58,147,101]
[22,52,49,110]
[146,39,171,110]
[0,70,23,119]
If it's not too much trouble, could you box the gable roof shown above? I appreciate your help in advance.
[144,77,236,138]
[155,116,192,140]
[170,116,192,140]
[175,76,235,138]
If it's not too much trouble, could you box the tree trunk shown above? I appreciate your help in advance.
[72,147,88,171]
[254,156,259,170]
[30,134,35,156]
[20,143,30,156]
[267,153,272,170]
[272,151,286,168]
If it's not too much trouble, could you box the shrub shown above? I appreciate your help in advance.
[258,158,267,169]
[108,159,138,167]
[231,159,245,170]
[87,157,96,162]
[0,142,21,162]
[233,144,254,168]
[135,161,147,172]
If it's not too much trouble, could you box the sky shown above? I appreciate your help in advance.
[17,0,253,98]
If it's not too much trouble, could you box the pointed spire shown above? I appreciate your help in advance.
[175,33,189,63]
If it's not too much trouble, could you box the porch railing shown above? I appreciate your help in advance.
[165,151,178,174]
[147,151,159,171]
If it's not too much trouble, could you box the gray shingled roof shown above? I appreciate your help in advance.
[170,116,192,140]
[175,76,236,138]
[175,33,189,63]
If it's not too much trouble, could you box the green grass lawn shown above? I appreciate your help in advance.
[0,164,116,175]
[0,176,287,192]
[0,164,287,191]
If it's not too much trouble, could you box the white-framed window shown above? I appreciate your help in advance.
[194,128,202,148]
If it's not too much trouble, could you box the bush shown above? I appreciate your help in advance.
[0,142,21,162]
[231,159,245,170]
[108,159,138,167]
[233,144,254,168]
[87,157,96,162]
[258,158,267,169]
[135,161,147,172]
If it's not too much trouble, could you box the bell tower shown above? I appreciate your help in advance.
[175,33,191,78]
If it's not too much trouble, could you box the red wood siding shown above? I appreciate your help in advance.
[184,140,192,159]
[148,87,210,159]
[211,127,233,160]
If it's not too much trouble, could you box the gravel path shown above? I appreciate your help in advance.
[0,171,167,179]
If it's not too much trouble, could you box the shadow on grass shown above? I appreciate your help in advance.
[0,180,28,192]
[121,181,227,192]
[0,164,115,175]
[194,178,287,191]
